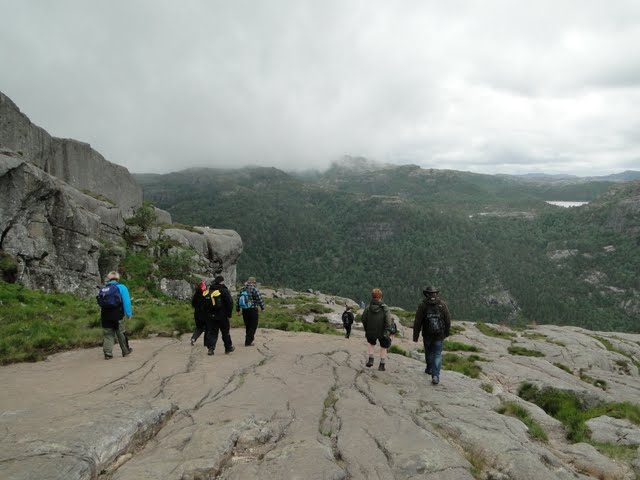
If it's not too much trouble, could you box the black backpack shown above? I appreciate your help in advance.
[204,288,223,312]
[424,304,445,336]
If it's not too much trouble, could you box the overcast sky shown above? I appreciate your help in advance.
[1,1,639,176]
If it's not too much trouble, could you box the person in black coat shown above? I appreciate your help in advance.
[205,276,235,356]
[341,305,354,338]
[190,280,208,346]
[413,286,451,385]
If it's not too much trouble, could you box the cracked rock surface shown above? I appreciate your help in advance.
[1,325,639,479]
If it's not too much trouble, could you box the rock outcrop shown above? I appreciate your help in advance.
[1,318,639,480]
[0,92,243,295]
[0,92,142,216]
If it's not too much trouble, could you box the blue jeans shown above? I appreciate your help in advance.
[423,338,443,378]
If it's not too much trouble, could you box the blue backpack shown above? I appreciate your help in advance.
[238,289,254,309]
[97,284,123,310]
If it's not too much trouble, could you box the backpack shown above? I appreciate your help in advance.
[97,284,123,310]
[425,304,445,336]
[388,320,398,335]
[204,288,223,311]
[238,288,254,309]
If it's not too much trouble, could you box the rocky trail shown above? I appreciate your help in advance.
[2,319,640,479]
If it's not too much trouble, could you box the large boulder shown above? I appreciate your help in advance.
[0,91,142,216]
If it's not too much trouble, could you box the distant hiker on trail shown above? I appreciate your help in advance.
[361,288,393,371]
[236,276,265,346]
[97,271,133,360]
[204,276,235,356]
[413,286,451,385]
[342,305,354,338]
[190,280,208,346]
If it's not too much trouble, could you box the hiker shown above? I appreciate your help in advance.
[98,271,133,360]
[204,275,235,356]
[413,286,451,385]
[236,276,265,346]
[361,288,393,371]
[190,280,208,346]
[342,305,354,338]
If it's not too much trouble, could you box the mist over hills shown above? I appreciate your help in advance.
[135,161,640,333]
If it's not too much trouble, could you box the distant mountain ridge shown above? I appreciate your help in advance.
[136,162,640,333]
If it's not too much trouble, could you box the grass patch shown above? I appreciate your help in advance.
[475,321,516,339]
[388,344,409,357]
[444,340,479,352]
[578,369,607,390]
[496,401,548,442]
[293,303,333,315]
[518,383,640,444]
[522,332,547,340]
[508,345,545,357]
[0,282,103,364]
[450,324,465,335]
[443,353,488,379]
[554,362,573,374]
[480,383,494,393]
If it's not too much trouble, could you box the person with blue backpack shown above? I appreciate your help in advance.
[236,276,265,346]
[97,271,133,360]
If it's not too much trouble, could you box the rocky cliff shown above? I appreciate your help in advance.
[0,93,242,295]
[0,92,142,216]
[1,293,639,480]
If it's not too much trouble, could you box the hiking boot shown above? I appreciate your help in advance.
[366,358,374,368]
[190,339,195,346]
[208,348,215,356]
[378,363,386,371]
[104,354,113,360]
[225,346,235,354]
[245,342,255,347]
[123,348,132,357]
[432,376,439,385]
[425,367,432,375]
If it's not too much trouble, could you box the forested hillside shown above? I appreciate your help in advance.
[135,163,640,332]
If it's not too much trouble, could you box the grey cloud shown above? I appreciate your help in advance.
[0,0,639,176]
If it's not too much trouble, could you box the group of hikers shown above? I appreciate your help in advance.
[189,275,265,355]
[98,272,451,385]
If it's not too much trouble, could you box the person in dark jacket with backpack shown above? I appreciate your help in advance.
[361,288,393,371]
[190,280,208,346]
[236,276,265,346]
[342,305,354,338]
[99,271,133,360]
[413,286,451,385]
[205,275,235,356]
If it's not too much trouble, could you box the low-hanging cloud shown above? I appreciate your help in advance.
[1,0,639,176]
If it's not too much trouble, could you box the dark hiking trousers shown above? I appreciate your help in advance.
[205,316,233,352]
[241,308,259,345]
[191,316,206,344]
